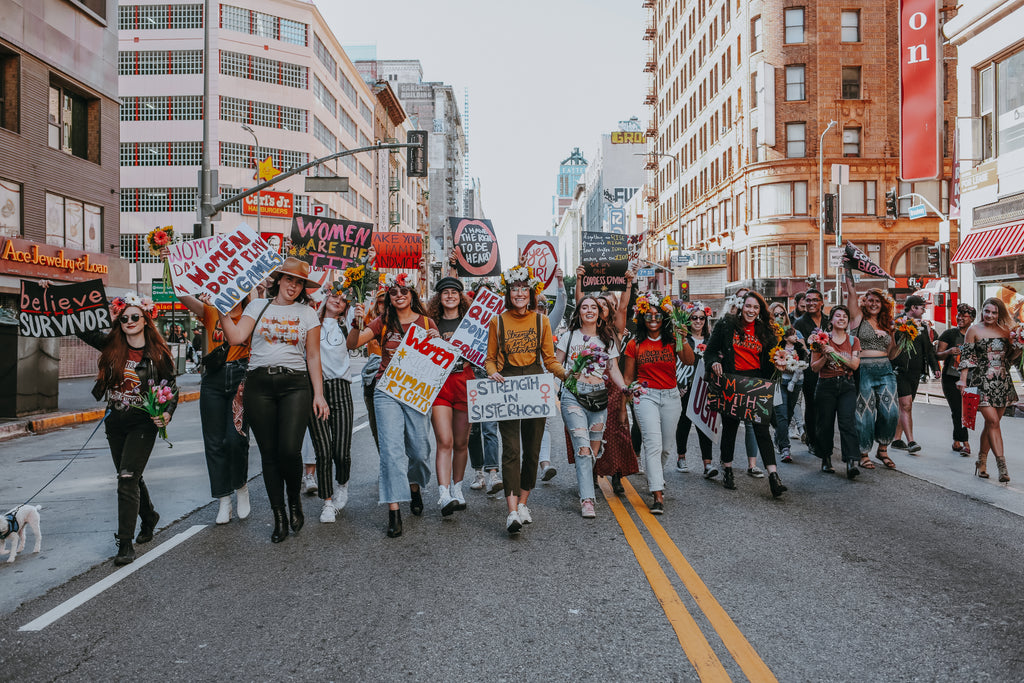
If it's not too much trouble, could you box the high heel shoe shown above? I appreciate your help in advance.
[974,452,989,479]
[960,443,971,458]
[995,455,1010,483]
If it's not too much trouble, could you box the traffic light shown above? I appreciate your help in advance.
[823,193,836,235]
[407,130,428,178]
[927,245,940,275]
[885,189,898,218]
[678,280,690,302]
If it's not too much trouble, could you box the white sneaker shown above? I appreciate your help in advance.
[506,510,522,534]
[302,473,318,496]
[215,496,231,525]
[451,481,467,510]
[486,470,503,495]
[676,456,689,473]
[540,464,557,481]
[581,499,596,518]
[517,503,533,524]
[469,469,486,490]
[235,484,250,520]
[320,501,336,523]
[438,485,456,517]
[334,483,348,511]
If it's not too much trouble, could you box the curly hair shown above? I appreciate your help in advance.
[565,296,615,348]
[426,290,470,324]
[740,291,778,350]
[863,288,894,331]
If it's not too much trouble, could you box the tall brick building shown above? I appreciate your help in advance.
[643,0,958,304]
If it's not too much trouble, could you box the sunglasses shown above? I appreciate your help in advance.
[643,313,661,320]
[119,314,143,324]
[691,315,706,320]
[389,287,410,296]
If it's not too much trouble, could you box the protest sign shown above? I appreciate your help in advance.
[627,233,645,270]
[685,359,722,443]
[844,241,893,280]
[166,235,223,297]
[707,372,775,425]
[581,231,628,291]
[177,224,285,314]
[376,324,460,414]
[19,278,109,338]
[373,232,422,269]
[289,214,373,270]
[450,217,501,277]
[449,286,505,367]
[517,235,559,294]
[467,373,559,423]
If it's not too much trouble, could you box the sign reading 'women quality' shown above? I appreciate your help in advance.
[448,286,505,367]
[581,231,628,291]
[289,214,374,270]
[377,325,460,414]
[467,374,559,423]
[19,278,110,337]
[450,218,501,277]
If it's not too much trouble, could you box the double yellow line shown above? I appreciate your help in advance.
[599,477,777,682]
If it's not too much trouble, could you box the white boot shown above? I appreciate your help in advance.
[235,484,250,520]
[451,480,466,510]
[216,496,232,525]
[438,485,456,516]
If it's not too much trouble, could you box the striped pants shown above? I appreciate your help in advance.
[308,378,354,500]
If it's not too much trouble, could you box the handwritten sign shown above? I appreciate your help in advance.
[376,324,459,414]
[19,278,110,338]
[178,224,284,314]
[707,372,775,425]
[449,286,506,367]
[166,235,223,297]
[450,217,501,277]
[581,231,628,291]
[289,214,373,270]
[518,234,559,294]
[844,241,893,280]
[685,359,722,443]
[373,232,422,269]
[467,374,559,423]
[627,233,645,270]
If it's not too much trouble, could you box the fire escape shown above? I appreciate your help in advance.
[642,0,659,262]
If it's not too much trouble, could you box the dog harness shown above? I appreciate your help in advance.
[1,512,18,540]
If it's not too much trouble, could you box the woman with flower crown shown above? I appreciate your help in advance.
[674,302,717,478]
[75,291,178,566]
[485,265,567,534]
[622,293,696,513]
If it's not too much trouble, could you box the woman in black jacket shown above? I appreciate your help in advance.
[704,291,788,497]
[78,293,178,566]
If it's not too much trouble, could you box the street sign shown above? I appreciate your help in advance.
[637,267,656,277]
[670,254,690,267]
[828,246,845,268]
[304,177,349,193]
[908,204,927,220]
[151,278,177,303]
[831,164,850,186]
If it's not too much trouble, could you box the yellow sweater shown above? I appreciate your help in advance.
[485,310,566,379]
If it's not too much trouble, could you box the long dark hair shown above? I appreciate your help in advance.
[426,291,470,324]
[382,287,427,335]
[266,275,312,305]
[97,309,174,389]
[566,295,614,348]
[738,291,777,350]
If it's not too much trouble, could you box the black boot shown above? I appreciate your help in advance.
[768,472,787,498]
[114,537,135,566]
[723,468,736,490]
[271,507,289,543]
[387,508,403,538]
[611,473,625,495]
[136,511,159,544]
[846,461,860,480]
[289,500,304,532]
[821,456,835,473]
[410,486,424,516]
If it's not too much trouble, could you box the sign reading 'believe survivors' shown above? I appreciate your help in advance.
[19,278,110,338]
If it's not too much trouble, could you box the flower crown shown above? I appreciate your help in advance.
[632,292,661,323]
[327,280,348,297]
[381,272,413,290]
[499,266,545,295]
[110,292,156,318]
[470,278,499,293]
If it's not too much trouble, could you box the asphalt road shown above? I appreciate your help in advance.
[2,397,1024,681]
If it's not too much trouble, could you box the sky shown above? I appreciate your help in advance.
[319,0,647,265]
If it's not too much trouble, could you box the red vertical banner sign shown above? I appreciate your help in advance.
[899,0,941,181]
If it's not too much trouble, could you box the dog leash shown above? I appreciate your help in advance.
[6,408,110,518]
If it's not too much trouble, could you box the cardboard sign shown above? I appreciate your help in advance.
[450,217,501,277]
[685,359,722,443]
[373,232,422,269]
[178,224,285,314]
[19,278,110,338]
[845,241,893,280]
[581,231,628,291]
[467,373,559,423]
[627,233,645,270]
[376,324,459,414]
[449,286,506,367]
[707,372,775,425]
[518,235,559,294]
[289,214,373,271]
[243,191,293,219]
[166,235,223,297]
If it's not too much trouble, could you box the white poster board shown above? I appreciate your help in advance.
[467,373,559,423]
[449,286,505,367]
[376,324,459,414]
[167,235,223,297]
[685,359,722,444]
[517,234,559,294]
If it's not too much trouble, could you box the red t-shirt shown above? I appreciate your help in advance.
[733,322,762,371]
[625,336,678,390]
[109,347,145,407]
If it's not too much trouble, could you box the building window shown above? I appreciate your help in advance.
[48,84,97,162]
[996,49,1024,156]
[119,50,204,76]
[0,178,22,237]
[785,65,805,101]
[45,192,101,250]
[313,117,336,152]
[339,72,358,103]
[120,187,199,213]
[313,76,336,119]
[786,122,806,158]
[841,10,860,42]
[840,180,876,214]
[784,8,805,44]
[359,100,373,125]
[312,34,337,77]
[219,142,308,172]
[0,50,20,133]
[751,16,762,52]
[895,245,930,277]
[340,109,358,139]
[359,195,373,217]
[359,163,373,187]
[120,141,203,167]
[750,73,758,107]
[750,244,808,278]
[119,4,203,30]
[752,181,808,217]
[219,51,307,89]
[898,180,948,215]
[842,66,862,99]
[221,5,307,46]
[843,127,861,156]
[121,95,203,121]
[219,96,307,132]
[359,131,371,148]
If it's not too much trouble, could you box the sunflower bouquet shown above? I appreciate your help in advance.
[562,336,611,395]
[894,315,920,357]
[342,257,379,329]
[147,226,175,288]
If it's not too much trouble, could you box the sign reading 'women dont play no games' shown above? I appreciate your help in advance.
[450,218,501,277]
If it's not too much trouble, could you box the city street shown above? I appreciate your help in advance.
[2,388,1024,681]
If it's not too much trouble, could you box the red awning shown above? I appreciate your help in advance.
[951,222,1024,263]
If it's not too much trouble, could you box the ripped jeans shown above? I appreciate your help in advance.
[560,383,609,502]
[105,407,159,541]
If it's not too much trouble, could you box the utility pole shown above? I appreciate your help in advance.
[818,120,837,295]
[241,125,260,235]
[200,0,213,237]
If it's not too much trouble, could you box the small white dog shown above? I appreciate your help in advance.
[1,505,42,564]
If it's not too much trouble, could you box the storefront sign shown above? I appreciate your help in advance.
[899,0,941,181]
[19,278,110,338]
[290,214,374,271]
[0,237,109,283]
[376,324,459,414]
[611,131,646,144]
[242,191,294,219]
[449,286,506,367]
[960,160,998,193]
[372,232,422,269]
[467,373,559,422]
[679,250,728,268]
[517,235,559,294]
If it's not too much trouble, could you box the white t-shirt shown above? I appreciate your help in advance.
[556,329,619,382]
[243,299,321,371]
[319,310,354,382]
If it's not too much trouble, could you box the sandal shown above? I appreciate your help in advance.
[859,456,876,470]
[876,448,896,469]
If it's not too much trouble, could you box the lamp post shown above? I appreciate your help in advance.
[818,120,837,298]
[241,124,261,235]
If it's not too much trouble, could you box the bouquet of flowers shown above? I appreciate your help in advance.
[562,336,610,395]
[784,356,809,392]
[695,342,707,354]
[138,379,177,447]
[894,316,920,357]
[341,258,379,329]
[665,297,691,351]
[624,380,649,405]
[807,329,845,366]
[147,226,174,289]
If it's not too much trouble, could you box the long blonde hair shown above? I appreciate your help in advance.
[981,297,1012,328]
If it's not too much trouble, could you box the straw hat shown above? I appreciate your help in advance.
[271,257,321,288]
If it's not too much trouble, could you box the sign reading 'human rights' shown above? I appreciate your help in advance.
[376,324,459,414]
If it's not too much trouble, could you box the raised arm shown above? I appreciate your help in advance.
[574,265,585,305]
[548,269,566,328]
[844,267,863,329]
[210,297,256,346]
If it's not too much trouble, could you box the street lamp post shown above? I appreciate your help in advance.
[241,124,261,236]
[818,120,837,299]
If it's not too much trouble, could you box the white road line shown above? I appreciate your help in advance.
[19,524,207,632]
[353,421,368,433]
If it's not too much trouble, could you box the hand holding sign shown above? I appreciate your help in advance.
[844,241,893,280]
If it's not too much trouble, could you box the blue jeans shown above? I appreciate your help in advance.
[560,383,609,502]
[200,359,250,498]
[855,357,898,453]
[772,384,801,452]
[469,420,500,471]
[372,391,431,504]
